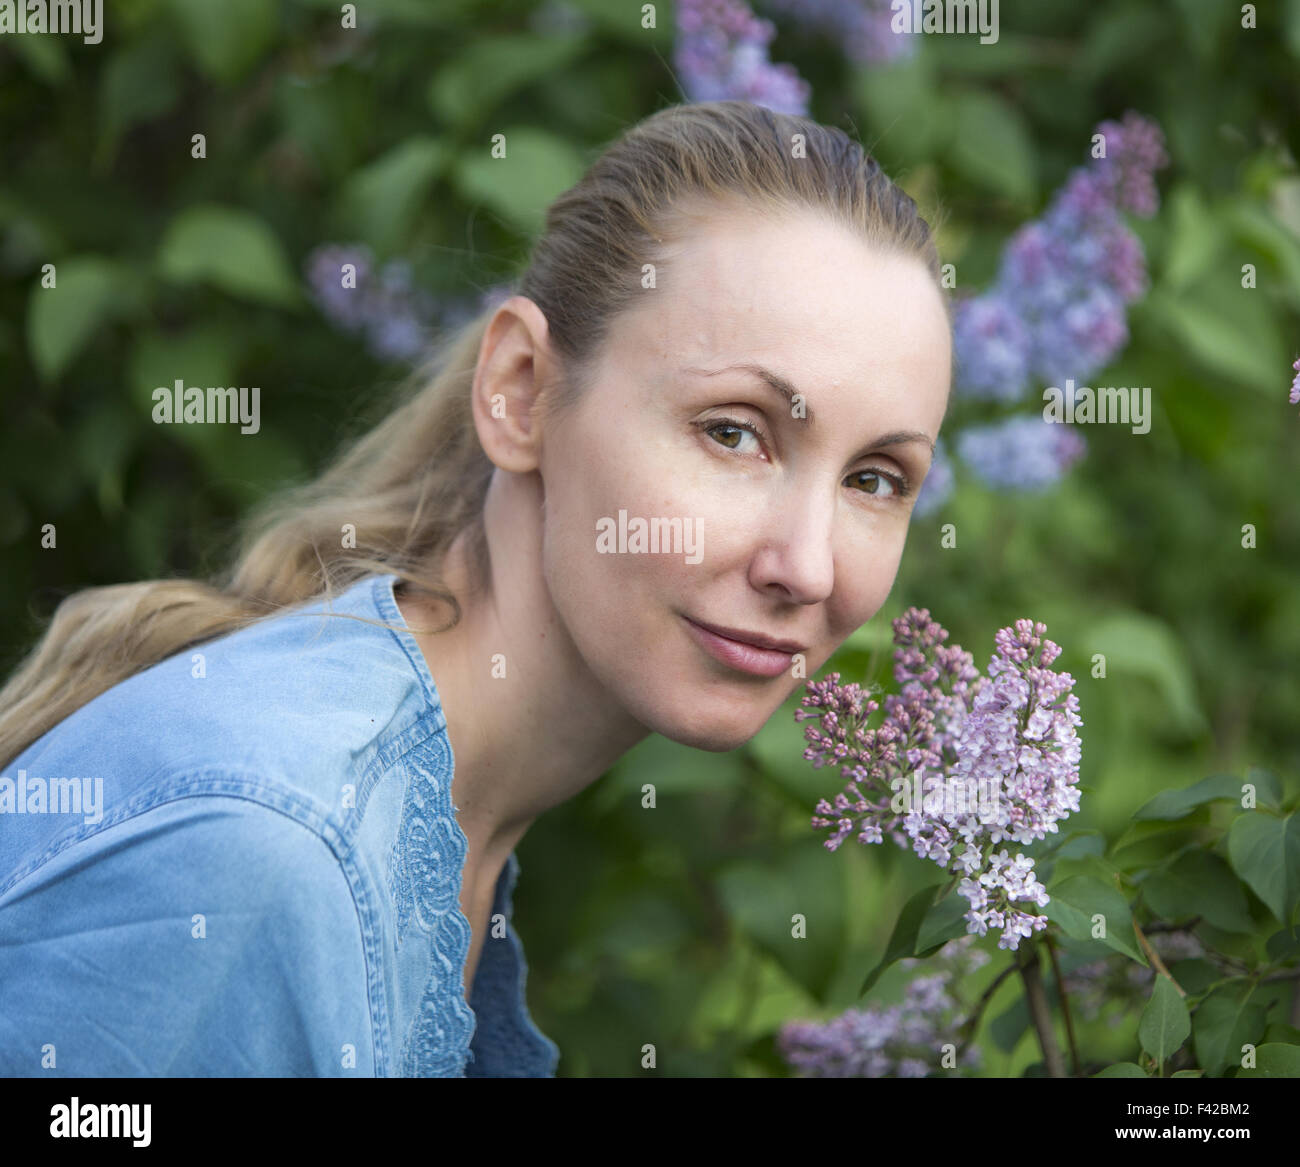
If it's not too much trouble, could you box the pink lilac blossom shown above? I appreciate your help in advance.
[799,611,1082,950]
[674,0,812,114]
[778,936,988,1076]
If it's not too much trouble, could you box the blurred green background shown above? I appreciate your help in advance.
[2,0,1298,1076]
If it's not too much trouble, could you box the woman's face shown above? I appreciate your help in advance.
[537,208,953,751]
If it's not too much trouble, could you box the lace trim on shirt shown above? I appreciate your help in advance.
[386,729,476,1076]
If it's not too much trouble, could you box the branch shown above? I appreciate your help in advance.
[1045,931,1082,1077]
[1133,917,1185,997]
[1018,940,1068,1078]
[954,959,1020,1063]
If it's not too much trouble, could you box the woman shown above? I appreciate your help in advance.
[0,100,952,1077]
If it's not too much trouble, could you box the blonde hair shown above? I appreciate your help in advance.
[0,100,948,767]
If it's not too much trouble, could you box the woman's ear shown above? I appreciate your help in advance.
[471,295,557,473]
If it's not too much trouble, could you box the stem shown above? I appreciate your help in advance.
[1044,931,1082,1077]
[954,959,1020,1063]
[1018,939,1068,1078]
[1133,918,1185,997]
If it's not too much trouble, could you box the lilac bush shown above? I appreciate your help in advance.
[799,609,1082,951]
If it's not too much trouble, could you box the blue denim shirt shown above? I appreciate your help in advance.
[0,574,559,1077]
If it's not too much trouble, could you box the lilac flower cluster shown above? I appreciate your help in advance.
[777,935,987,1077]
[912,437,953,518]
[955,112,1168,403]
[759,0,914,64]
[954,415,1087,491]
[674,0,812,114]
[932,113,1169,501]
[1290,357,1299,408]
[305,244,510,363]
[800,611,1082,950]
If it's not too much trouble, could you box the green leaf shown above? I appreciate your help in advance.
[337,137,449,256]
[858,883,945,996]
[1093,1062,1148,1078]
[157,205,300,307]
[428,32,589,126]
[1167,959,1221,999]
[1142,286,1286,397]
[990,995,1031,1053]
[27,256,131,382]
[1265,927,1300,962]
[1141,851,1252,933]
[1193,981,1267,1077]
[1139,974,1191,1071]
[1132,773,1250,821]
[127,326,244,423]
[1043,875,1146,964]
[716,845,847,1003]
[8,26,72,84]
[1237,1044,1300,1078]
[916,892,970,954]
[945,90,1036,204]
[454,126,589,236]
[1162,185,1226,291]
[166,0,277,84]
[854,54,949,166]
[1085,612,1207,737]
[98,31,182,165]
[1227,812,1300,925]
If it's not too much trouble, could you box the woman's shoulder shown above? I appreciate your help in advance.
[0,573,453,887]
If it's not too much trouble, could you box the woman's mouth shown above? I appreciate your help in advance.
[680,615,806,678]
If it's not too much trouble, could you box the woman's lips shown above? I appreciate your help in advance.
[681,615,801,678]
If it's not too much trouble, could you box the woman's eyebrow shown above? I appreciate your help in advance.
[681,362,935,456]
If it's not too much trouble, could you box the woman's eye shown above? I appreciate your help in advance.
[847,469,900,498]
[705,421,762,454]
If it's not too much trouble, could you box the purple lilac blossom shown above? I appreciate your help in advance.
[952,113,1167,406]
[778,936,987,1076]
[1290,357,1300,407]
[952,294,1032,402]
[912,437,953,517]
[956,415,1087,491]
[675,0,812,114]
[800,611,1082,951]
[306,243,508,363]
[759,0,914,64]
